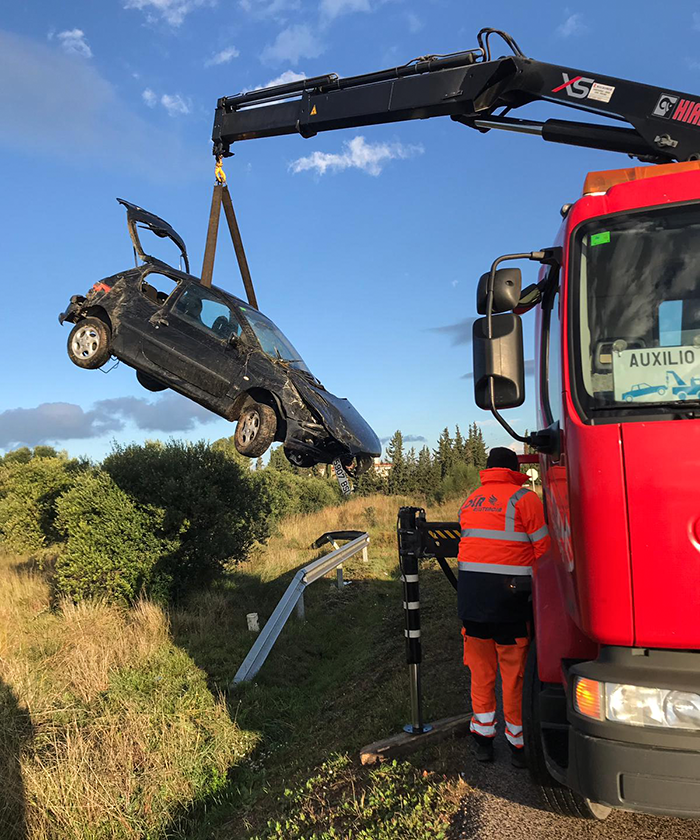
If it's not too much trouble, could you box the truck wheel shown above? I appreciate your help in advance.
[523,645,611,820]
[136,370,168,392]
[677,391,687,400]
[67,318,112,369]
[235,402,277,458]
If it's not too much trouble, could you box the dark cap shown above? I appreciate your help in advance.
[486,447,520,472]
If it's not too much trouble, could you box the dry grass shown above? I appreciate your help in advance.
[0,552,257,840]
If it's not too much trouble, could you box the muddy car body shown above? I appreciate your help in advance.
[59,200,381,468]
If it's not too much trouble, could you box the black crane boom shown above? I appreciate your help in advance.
[212,30,700,164]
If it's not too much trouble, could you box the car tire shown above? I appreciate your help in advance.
[523,644,611,820]
[235,402,277,458]
[136,370,168,392]
[67,317,112,370]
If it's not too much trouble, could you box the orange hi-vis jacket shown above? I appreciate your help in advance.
[457,468,550,624]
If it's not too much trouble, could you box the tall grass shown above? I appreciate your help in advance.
[0,553,257,840]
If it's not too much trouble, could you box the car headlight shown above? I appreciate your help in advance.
[574,677,700,731]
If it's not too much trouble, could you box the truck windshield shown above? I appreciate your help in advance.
[240,306,311,373]
[572,203,700,418]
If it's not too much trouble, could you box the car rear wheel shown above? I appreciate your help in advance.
[136,370,168,392]
[67,318,112,369]
[523,644,612,820]
[235,402,277,458]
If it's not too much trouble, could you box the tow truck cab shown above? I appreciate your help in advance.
[474,161,700,818]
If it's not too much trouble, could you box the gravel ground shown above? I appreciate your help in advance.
[450,742,700,840]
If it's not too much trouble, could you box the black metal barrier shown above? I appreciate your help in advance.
[397,507,461,734]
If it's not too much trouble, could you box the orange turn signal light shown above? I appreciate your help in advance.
[574,677,604,721]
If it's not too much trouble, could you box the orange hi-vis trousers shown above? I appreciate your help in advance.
[462,632,529,748]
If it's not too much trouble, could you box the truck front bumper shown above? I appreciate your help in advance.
[567,646,700,818]
[569,728,700,817]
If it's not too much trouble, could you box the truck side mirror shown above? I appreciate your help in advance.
[476,268,522,315]
[472,313,525,409]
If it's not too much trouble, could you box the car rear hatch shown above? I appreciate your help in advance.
[117,198,190,273]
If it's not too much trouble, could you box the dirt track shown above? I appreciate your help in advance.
[452,745,700,840]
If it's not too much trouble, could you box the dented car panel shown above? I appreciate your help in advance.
[58,201,380,466]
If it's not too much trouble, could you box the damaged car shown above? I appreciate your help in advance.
[59,199,381,470]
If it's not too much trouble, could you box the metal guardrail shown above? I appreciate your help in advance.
[231,531,370,685]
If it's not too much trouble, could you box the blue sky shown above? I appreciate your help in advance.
[2,0,700,461]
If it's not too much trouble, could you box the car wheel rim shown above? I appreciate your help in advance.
[72,327,100,359]
[240,412,260,444]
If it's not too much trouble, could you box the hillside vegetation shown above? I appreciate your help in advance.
[0,433,491,838]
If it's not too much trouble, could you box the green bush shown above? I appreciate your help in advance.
[254,470,340,527]
[102,440,265,595]
[54,471,175,603]
[0,455,84,553]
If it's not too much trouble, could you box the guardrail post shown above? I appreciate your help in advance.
[295,592,305,621]
[397,507,431,735]
[336,565,343,589]
[362,546,368,564]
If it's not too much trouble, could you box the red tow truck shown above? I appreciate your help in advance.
[211,29,700,819]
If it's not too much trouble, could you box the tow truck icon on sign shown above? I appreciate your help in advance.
[666,371,700,400]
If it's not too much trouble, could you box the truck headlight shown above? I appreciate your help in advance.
[574,677,700,730]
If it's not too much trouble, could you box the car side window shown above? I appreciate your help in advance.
[173,286,243,342]
[141,272,179,306]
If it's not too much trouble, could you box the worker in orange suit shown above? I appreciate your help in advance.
[458,447,550,767]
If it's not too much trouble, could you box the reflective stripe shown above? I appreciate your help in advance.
[470,719,496,737]
[473,711,496,723]
[403,601,420,610]
[458,560,532,576]
[461,528,530,542]
[528,525,549,542]
[505,729,524,747]
[404,629,421,638]
[505,722,522,735]
[505,488,530,532]
[401,574,419,583]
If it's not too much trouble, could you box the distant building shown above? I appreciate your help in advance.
[373,458,392,478]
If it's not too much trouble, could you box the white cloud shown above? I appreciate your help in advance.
[406,12,422,32]
[142,87,157,106]
[693,12,700,31]
[261,24,324,64]
[0,29,194,177]
[290,135,423,177]
[160,92,191,115]
[56,28,92,58]
[239,0,301,18]
[123,0,214,27]
[556,12,586,38]
[262,69,307,88]
[320,0,371,19]
[205,46,240,67]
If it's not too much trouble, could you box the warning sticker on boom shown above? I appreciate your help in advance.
[613,346,700,402]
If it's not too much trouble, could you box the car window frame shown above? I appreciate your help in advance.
[166,281,245,346]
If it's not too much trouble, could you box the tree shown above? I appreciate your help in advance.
[267,445,293,472]
[468,423,488,470]
[386,430,409,495]
[434,427,454,479]
[453,426,465,461]
[414,445,440,500]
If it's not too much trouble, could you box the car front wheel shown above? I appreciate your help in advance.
[67,317,112,369]
[235,402,277,458]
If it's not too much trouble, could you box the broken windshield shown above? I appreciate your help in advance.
[240,306,311,373]
[572,203,700,419]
